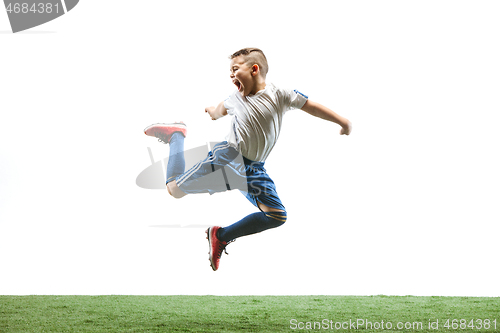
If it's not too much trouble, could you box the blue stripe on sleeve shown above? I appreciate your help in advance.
[294,89,308,99]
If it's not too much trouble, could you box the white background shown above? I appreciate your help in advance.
[1,1,499,296]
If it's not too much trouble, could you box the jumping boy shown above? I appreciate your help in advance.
[144,48,352,271]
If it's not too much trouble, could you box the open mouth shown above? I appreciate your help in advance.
[233,80,242,91]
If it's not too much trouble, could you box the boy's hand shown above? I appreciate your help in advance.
[205,101,228,120]
[205,106,217,120]
[340,121,352,135]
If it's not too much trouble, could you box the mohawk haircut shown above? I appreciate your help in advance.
[229,48,269,78]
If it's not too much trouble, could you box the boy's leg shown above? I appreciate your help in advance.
[167,180,187,199]
[174,141,242,195]
[144,123,188,199]
[165,139,242,199]
[206,202,286,271]
[206,158,288,270]
[166,132,185,182]
[217,159,287,241]
[216,202,287,242]
[166,132,187,198]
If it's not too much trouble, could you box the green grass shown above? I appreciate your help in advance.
[1,296,499,332]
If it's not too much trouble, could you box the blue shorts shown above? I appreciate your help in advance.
[174,141,285,211]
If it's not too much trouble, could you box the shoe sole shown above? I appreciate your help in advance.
[206,228,217,271]
[143,122,187,135]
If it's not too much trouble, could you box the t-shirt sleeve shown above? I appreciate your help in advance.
[223,91,238,115]
[286,89,309,110]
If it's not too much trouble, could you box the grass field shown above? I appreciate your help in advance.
[1,295,499,332]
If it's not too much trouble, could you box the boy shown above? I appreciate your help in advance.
[144,48,351,271]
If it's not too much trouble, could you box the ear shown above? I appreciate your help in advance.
[251,64,260,76]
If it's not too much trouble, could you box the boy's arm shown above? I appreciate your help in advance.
[301,100,352,135]
[205,101,228,120]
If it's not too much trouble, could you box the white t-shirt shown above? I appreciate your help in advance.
[223,83,308,162]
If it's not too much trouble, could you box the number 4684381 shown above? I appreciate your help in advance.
[6,3,60,14]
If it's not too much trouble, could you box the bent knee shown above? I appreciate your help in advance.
[264,211,287,226]
[167,181,186,199]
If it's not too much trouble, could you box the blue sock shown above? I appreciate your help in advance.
[166,132,185,183]
[217,211,287,241]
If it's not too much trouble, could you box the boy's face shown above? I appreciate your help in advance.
[230,56,255,97]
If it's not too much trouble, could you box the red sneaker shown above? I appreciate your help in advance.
[144,122,187,144]
[206,226,233,271]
